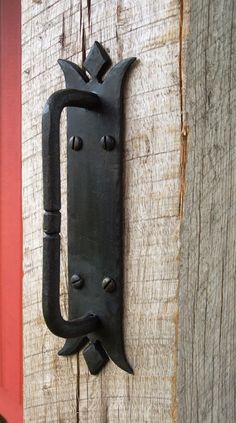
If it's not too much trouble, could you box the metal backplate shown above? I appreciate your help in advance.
[58,42,135,374]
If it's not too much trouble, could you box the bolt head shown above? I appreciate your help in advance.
[100,135,115,151]
[102,277,116,293]
[69,136,83,151]
[71,274,84,289]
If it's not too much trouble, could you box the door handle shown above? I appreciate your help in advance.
[42,41,136,374]
[42,89,100,338]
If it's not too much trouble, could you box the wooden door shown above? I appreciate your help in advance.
[0,1,22,422]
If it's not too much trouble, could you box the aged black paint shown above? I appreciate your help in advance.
[42,42,135,375]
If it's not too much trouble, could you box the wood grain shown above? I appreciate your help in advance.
[22,0,189,421]
[178,1,236,422]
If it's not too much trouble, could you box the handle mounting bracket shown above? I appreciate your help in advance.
[42,41,135,374]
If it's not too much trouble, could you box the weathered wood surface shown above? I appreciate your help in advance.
[22,0,189,421]
[178,1,236,422]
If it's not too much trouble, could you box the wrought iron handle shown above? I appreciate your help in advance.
[41,42,135,374]
[42,88,100,338]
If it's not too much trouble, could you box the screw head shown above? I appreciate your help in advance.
[102,277,116,293]
[100,135,115,151]
[69,136,83,151]
[71,274,84,289]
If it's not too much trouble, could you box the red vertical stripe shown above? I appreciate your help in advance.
[0,0,22,422]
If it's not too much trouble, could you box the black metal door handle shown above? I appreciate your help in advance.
[42,42,135,375]
[42,88,100,338]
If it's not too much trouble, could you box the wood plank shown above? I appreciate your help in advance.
[22,0,189,421]
[0,1,22,421]
[178,1,236,422]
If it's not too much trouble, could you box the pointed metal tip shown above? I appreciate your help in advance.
[57,58,73,73]
[57,58,69,69]
[58,348,67,357]
[103,55,137,88]
[58,345,69,356]
[57,58,65,65]
[94,40,102,48]
[126,57,137,72]
[109,353,134,375]
[120,361,134,375]
[93,40,107,54]
[57,59,89,83]
[128,366,134,375]
[58,337,88,356]
[125,57,137,69]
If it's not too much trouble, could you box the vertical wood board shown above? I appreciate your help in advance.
[178,1,236,422]
[0,1,22,421]
[22,0,189,421]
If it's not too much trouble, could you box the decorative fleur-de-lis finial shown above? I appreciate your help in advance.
[83,41,111,80]
[59,41,136,88]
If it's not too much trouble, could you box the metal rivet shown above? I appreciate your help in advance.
[100,135,115,151]
[69,136,83,151]
[71,274,84,289]
[102,277,116,293]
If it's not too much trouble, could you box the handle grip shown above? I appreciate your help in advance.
[42,89,100,338]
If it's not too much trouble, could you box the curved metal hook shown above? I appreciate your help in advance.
[42,89,100,338]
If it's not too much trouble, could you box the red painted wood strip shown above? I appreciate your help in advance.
[0,0,22,422]
[0,388,22,423]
